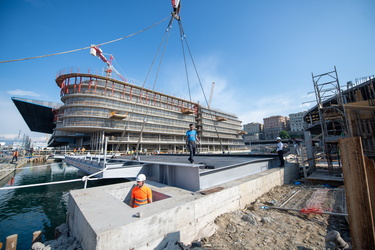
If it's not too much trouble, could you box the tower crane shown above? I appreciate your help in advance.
[208,82,215,108]
[90,45,127,82]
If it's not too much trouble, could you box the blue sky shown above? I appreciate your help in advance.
[1,0,375,142]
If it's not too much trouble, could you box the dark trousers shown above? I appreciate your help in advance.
[187,141,196,163]
[278,150,284,166]
[11,155,18,163]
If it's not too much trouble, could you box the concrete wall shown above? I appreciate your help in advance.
[0,158,28,181]
[67,163,298,250]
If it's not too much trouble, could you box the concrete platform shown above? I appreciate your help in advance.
[65,154,279,191]
[67,162,299,250]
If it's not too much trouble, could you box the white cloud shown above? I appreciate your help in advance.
[157,52,315,126]
[238,93,315,124]
[0,133,49,143]
[0,134,19,140]
[7,89,41,97]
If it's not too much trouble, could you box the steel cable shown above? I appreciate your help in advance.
[0,16,170,64]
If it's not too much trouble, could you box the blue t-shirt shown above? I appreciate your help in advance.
[186,130,197,142]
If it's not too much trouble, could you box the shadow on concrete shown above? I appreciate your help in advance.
[154,231,181,250]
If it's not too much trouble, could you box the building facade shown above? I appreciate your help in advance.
[243,122,262,134]
[243,122,263,143]
[52,70,246,153]
[263,115,288,140]
[289,111,307,132]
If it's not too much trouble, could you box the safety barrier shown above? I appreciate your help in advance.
[0,162,104,191]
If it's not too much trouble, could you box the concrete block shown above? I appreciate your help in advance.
[67,164,299,249]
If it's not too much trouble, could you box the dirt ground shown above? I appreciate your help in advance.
[200,184,351,250]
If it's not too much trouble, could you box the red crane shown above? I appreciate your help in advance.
[90,45,127,82]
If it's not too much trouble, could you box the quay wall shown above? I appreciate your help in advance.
[0,158,28,181]
[68,163,299,250]
[0,155,48,181]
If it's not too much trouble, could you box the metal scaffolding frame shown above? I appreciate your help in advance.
[312,66,350,173]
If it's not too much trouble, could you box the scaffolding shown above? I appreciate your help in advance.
[312,66,349,174]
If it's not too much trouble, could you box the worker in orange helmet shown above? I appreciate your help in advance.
[130,174,153,208]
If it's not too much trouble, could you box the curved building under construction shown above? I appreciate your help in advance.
[47,69,246,153]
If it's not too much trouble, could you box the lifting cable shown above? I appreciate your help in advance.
[0,163,52,172]
[0,16,170,64]
[178,19,192,102]
[132,13,226,155]
[113,15,174,154]
[177,20,225,152]
[133,15,175,158]
[0,178,84,190]
[0,176,100,191]
[0,162,101,190]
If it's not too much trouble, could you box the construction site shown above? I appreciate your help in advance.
[194,69,374,250]
[244,68,375,250]
[4,64,375,250]
[2,0,375,248]
[189,69,375,250]
[4,68,375,249]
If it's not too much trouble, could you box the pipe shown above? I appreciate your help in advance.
[325,230,349,249]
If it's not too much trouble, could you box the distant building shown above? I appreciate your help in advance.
[32,141,50,150]
[243,122,263,144]
[263,115,288,140]
[12,141,25,150]
[243,134,261,144]
[243,122,262,134]
[289,111,307,132]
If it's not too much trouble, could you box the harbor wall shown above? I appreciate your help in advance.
[0,158,28,181]
[67,163,299,250]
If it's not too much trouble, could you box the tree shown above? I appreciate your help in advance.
[279,130,290,139]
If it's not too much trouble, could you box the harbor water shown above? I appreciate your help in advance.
[0,161,127,250]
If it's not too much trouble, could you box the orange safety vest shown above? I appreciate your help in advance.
[131,185,152,208]
[13,151,18,157]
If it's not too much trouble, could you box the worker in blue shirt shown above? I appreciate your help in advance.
[186,123,200,164]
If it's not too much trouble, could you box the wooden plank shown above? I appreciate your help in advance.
[355,90,364,102]
[365,156,375,231]
[32,230,42,244]
[345,109,354,138]
[343,104,375,111]
[5,234,17,250]
[338,137,375,249]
